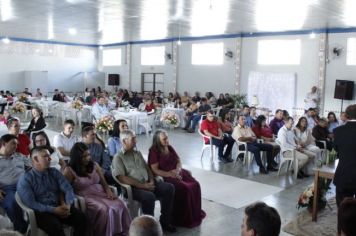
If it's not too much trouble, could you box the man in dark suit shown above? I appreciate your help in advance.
[334,104,356,207]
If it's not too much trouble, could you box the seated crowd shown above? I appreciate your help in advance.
[0,86,354,236]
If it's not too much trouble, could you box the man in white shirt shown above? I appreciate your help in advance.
[304,86,320,112]
[92,96,110,120]
[53,119,80,160]
[276,117,310,179]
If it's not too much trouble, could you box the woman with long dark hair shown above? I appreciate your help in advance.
[25,107,46,134]
[107,119,128,157]
[63,142,131,236]
[32,131,65,171]
[294,117,321,169]
[148,130,206,228]
[327,111,339,133]
[252,115,281,158]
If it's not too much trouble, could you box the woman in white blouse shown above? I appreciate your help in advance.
[294,117,323,171]
[32,131,66,171]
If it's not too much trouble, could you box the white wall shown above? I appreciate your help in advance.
[0,41,98,94]
[325,33,356,114]
[99,43,175,95]
[99,32,356,116]
[177,38,237,96]
[240,34,320,112]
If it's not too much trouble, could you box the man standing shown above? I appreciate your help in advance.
[200,110,234,163]
[112,130,176,233]
[276,117,310,179]
[17,146,87,236]
[304,86,320,112]
[269,109,285,135]
[53,119,80,160]
[232,116,277,174]
[0,134,30,233]
[333,104,356,206]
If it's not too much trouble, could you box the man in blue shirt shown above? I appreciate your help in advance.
[17,146,86,236]
[241,105,254,128]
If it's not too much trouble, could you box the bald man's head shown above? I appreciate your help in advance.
[129,215,163,236]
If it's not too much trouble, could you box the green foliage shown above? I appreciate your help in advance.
[230,94,247,108]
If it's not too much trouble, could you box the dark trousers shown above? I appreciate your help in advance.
[240,142,274,168]
[104,171,121,196]
[315,140,333,151]
[132,181,175,226]
[0,185,27,233]
[211,135,235,158]
[336,186,356,207]
[35,207,86,236]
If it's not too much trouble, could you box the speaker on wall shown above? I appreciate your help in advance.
[108,74,120,86]
[334,80,354,100]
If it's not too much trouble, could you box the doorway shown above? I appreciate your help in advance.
[141,73,164,94]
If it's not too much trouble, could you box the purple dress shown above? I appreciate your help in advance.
[67,166,131,236]
[148,146,206,228]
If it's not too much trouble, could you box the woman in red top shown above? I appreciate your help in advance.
[144,98,155,113]
[218,110,233,134]
[252,115,280,157]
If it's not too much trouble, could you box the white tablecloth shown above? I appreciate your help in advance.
[161,108,186,128]
[111,110,150,134]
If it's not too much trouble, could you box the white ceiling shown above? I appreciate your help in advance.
[1,0,356,45]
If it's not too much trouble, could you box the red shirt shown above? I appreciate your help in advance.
[16,134,31,156]
[201,119,219,143]
[145,104,155,113]
[252,126,273,139]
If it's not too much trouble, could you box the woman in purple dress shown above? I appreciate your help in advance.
[63,142,131,236]
[148,130,206,228]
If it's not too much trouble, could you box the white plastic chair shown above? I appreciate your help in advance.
[198,116,217,163]
[277,149,298,179]
[138,117,151,137]
[111,169,142,218]
[15,192,74,236]
[315,140,328,163]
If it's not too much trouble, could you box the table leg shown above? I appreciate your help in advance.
[312,171,319,221]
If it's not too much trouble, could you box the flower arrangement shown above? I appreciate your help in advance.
[297,179,331,211]
[71,100,83,110]
[94,116,114,132]
[18,94,28,103]
[161,112,180,128]
[11,102,26,113]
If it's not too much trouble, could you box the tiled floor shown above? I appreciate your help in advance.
[38,116,331,236]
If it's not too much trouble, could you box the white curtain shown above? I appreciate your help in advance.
[248,71,296,114]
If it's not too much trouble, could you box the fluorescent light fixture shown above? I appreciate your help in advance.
[48,49,53,53]
[48,15,54,39]
[177,40,182,45]
[0,0,14,21]
[191,0,228,36]
[140,0,168,40]
[2,37,10,44]
[310,32,316,39]
[256,0,309,31]
[68,28,77,35]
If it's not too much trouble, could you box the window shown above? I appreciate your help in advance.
[258,39,301,65]
[347,38,356,65]
[141,46,165,65]
[192,42,223,65]
[102,48,121,66]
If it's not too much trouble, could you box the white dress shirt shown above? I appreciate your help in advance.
[276,126,297,152]
[92,102,110,120]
